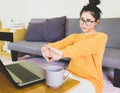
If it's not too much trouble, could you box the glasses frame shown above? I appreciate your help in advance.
[78,18,96,26]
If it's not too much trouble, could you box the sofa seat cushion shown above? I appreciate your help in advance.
[102,48,120,69]
[25,16,66,42]
[8,40,49,55]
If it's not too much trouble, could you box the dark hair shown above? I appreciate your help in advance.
[80,0,102,21]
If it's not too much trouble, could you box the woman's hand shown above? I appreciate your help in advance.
[41,44,52,62]
[44,44,63,62]
[41,44,63,62]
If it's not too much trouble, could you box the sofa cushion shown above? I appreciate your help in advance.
[25,16,66,42]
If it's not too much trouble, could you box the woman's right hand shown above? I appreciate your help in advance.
[41,44,52,62]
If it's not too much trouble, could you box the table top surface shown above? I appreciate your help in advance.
[0,70,80,93]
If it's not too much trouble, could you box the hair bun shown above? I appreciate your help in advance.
[89,0,100,6]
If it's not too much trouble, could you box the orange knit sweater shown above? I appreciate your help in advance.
[48,32,108,93]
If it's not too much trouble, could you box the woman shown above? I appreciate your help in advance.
[41,0,108,93]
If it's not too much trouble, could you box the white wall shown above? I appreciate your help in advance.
[0,0,120,27]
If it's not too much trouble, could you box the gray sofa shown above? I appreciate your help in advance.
[8,17,120,87]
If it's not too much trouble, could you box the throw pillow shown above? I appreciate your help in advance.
[25,16,66,42]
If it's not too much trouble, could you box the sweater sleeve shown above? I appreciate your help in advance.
[48,34,76,49]
[61,33,108,58]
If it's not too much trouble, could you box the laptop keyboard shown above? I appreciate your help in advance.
[6,64,40,83]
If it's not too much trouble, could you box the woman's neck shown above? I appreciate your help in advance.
[83,30,96,36]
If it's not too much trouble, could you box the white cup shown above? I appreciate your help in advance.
[45,65,69,89]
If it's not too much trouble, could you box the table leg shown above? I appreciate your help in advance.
[113,68,120,87]
[11,50,18,61]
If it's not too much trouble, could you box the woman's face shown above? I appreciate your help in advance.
[79,11,99,33]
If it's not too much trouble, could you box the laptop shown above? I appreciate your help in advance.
[0,59,46,88]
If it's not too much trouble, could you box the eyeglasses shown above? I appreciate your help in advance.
[78,18,96,26]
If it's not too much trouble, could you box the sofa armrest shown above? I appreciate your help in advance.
[13,28,27,42]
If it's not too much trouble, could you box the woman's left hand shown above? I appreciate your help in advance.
[44,44,63,62]
[41,44,52,62]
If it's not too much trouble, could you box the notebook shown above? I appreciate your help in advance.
[0,59,45,88]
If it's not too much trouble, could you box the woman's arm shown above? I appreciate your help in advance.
[41,34,76,62]
[61,33,108,58]
[48,34,76,49]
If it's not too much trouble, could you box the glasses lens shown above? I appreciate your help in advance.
[79,18,95,26]
[79,19,84,25]
[85,19,92,26]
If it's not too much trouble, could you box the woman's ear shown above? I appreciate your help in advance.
[95,20,100,26]
[96,20,100,24]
